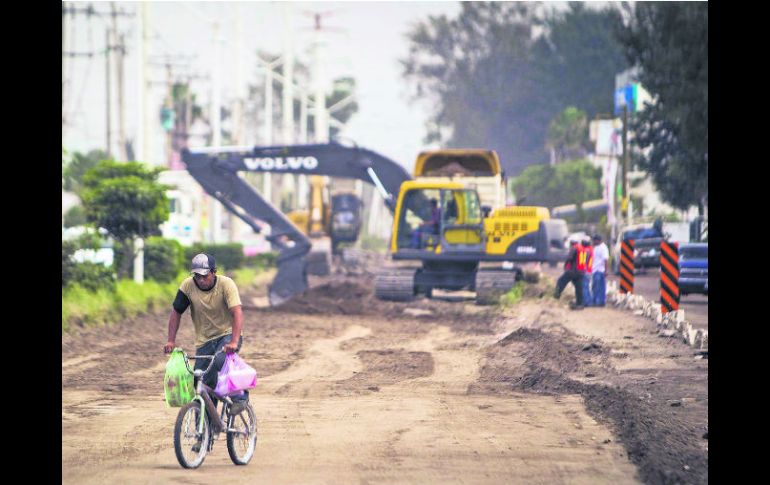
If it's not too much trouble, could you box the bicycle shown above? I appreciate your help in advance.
[172,349,258,469]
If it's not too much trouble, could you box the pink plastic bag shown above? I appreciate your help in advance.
[215,353,257,396]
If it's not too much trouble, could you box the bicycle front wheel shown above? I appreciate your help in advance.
[174,401,210,469]
[226,403,257,465]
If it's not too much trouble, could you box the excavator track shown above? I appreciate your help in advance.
[475,269,521,305]
[374,268,417,302]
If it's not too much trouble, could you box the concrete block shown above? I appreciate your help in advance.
[674,310,686,324]
[688,329,698,347]
[693,330,704,350]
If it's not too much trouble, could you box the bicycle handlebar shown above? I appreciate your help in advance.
[179,348,225,375]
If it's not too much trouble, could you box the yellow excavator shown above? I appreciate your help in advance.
[287,176,362,274]
[374,149,568,304]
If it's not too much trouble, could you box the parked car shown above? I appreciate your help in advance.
[678,243,708,296]
[611,224,664,273]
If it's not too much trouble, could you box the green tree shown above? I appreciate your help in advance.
[402,2,543,173]
[545,107,590,164]
[533,3,628,118]
[512,159,602,208]
[81,160,170,279]
[615,2,708,211]
[63,205,87,228]
[402,2,628,175]
[62,149,110,196]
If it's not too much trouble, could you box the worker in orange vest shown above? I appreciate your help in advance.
[577,239,594,306]
[554,239,584,309]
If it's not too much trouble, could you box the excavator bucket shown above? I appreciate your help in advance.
[268,254,309,306]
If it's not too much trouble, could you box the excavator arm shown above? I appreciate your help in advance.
[192,142,410,210]
[181,142,412,306]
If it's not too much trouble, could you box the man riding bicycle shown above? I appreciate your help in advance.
[163,253,249,417]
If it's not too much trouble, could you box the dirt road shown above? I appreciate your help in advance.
[62,257,707,484]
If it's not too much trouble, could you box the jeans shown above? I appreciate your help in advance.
[592,272,607,306]
[582,274,592,307]
[554,270,584,306]
[195,334,248,404]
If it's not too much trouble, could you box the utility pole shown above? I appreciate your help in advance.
[283,4,299,208]
[165,62,174,167]
[312,15,328,143]
[282,4,295,144]
[115,33,127,160]
[62,4,67,132]
[300,89,308,143]
[64,4,134,138]
[262,56,284,206]
[209,20,223,243]
[229,4,245,243]
[136,2,149,283]
[621,104,629,225]
[111,2,127,161]
[140,2,151,164]
[105,27,112,157]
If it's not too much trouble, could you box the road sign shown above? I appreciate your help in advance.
[614,84,637,115]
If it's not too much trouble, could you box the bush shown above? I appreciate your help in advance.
[63,205,87,228]
[114,237,186,282]
[500,283,525,306]
[144,237,186,282]
[184,243,244,271]
[62,241,77,287]
[243,252,277,269]
[62,236,115,291]
[70,261,116,292]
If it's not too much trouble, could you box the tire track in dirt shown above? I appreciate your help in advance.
[261,324,372,397]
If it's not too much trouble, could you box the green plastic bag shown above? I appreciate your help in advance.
[164,349,194,407]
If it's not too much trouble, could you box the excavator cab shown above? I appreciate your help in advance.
[392,182,485,255]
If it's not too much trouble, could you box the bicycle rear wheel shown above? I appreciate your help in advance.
[173,401,210,469]
[226,403,257,465]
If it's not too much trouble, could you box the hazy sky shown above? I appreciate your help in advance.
[62,1,466,170]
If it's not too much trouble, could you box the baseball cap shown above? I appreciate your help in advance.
[191,253,216,275]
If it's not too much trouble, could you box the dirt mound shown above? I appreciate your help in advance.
[265,277,499,334]
[273,281,373,315]
[472,326,708,485]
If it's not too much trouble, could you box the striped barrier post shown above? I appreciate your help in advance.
[660,241,680,314]
[619,239,634,294]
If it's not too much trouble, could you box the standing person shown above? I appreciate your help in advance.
[163,254,249,417]
[554,240,584,309]
[591,234,609,306]
[581,239,594,306]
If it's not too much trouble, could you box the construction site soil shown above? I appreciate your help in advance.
[63,252,707,484]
